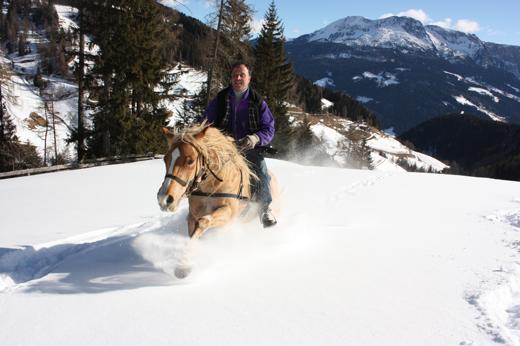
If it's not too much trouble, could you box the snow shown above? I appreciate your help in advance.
[508,84,520,93]
[468,87,500,103]
[360,71,399,87]
[2,157,520,345]
[453,95,507,122]
[313,77,335,88]
[384,127,396,137]
[444,71,465,81]
[159,64,207,126]
[426,25,483,59]
[307,119,447,172]
[310,122,346,165]
[366,131,447,172]
[321,98,333,109]
[355,96,373,103]
[55,5,78,32]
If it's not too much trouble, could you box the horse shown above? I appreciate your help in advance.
[157,122,278,277]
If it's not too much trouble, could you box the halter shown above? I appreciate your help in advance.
[164,140,248,200]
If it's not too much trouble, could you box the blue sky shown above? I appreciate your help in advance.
[161,0,520,46]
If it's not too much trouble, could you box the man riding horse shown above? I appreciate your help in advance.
[203,62,277,228]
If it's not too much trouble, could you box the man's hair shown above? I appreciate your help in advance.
[231,62,252,76]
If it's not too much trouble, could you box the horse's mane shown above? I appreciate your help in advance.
[173,122,256,184]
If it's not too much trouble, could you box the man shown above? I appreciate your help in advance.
[204,62,277,228]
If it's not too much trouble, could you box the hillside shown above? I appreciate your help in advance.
[399,113,520,180]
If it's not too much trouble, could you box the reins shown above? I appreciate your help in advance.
[164,139,248,201]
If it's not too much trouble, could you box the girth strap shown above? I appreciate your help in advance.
[190,191,249,200]
[190,169,248,201]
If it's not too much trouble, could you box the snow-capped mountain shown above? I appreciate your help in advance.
[305,16,436,52]
[301,16,504,63]
[425,25,483,60]
[287,16,520,134]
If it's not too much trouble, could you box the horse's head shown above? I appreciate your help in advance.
[157,127,204,212]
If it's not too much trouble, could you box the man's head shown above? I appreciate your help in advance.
[230,63,251,93]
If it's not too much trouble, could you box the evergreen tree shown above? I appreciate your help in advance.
[221,0,253,43]
[84,0,173,157]
[6,0,19,54]
[253,0,293,156]
[0,59,41,171]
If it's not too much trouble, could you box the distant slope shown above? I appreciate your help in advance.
[399,113,520,180]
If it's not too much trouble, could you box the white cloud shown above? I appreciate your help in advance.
[380,9,430,24]
[380,9,481,34]
[158,0,187,8]
[455,19,480,33]
[431,18,452,29]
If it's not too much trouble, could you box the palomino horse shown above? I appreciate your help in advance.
[157,122,278,277]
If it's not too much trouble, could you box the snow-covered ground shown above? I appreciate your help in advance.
[1,158,520,345]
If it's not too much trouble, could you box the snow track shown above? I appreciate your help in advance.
[475,203,520,345]
[0,212,188,292]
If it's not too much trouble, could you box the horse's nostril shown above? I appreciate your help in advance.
[166,195,174,205]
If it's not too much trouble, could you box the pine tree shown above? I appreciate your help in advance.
[253,0,293,156]
[0,59,41,171]
[221,0,253,43]
[84,0,173,157]
[6,0,19,54]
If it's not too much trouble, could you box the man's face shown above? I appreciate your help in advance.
[231,64,251,93]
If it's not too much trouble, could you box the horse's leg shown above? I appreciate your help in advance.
[175,205,234,279]
[190,204,234,240]
[175,213,197,279]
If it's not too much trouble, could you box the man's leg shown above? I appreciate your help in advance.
[246,151,276,227]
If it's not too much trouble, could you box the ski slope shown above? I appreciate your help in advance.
[1,159,520,345]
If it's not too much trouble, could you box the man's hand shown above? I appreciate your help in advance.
[237,134,260,150]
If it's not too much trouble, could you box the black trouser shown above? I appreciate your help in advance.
[245,150,272,207]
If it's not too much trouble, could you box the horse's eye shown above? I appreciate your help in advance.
[186,158,194,165]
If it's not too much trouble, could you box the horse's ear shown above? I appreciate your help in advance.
[162,127,174,137]
[162,127,175,145]
[194,124,211,139]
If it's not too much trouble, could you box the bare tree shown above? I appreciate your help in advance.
[205,0,254,104]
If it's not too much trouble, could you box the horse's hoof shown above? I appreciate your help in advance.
[175,265,192,279]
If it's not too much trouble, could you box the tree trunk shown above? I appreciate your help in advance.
[77,4,85,162]
[205,0,224,106]
[51,99,58,164]
[0,79,4,141]
[44,103,48,165]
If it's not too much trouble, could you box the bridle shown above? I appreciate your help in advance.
[165,140,223,196]
[165,140,248,200]
[164,139,248,201]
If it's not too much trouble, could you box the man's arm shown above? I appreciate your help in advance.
[255,101,275,146]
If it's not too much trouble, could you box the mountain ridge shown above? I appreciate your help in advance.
[286,15,520,134]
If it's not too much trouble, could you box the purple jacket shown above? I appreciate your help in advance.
[204,87,275,147]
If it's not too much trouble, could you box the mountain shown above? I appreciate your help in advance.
[2,155,520,345]
[286,16,520,134]
[399,113,520,180]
